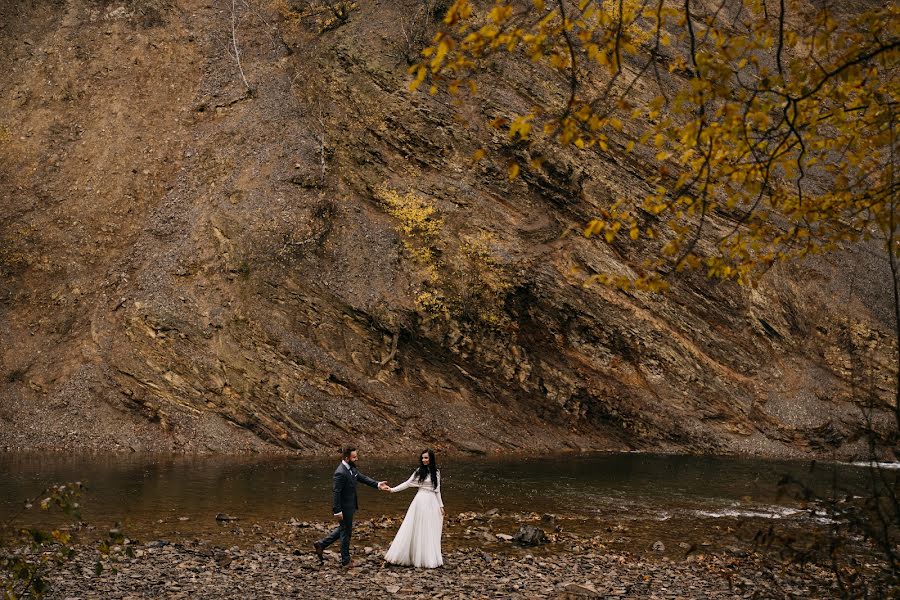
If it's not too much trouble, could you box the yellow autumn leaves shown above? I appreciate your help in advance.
[408,0,899,290]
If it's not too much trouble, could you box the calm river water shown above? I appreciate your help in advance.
[0,452,878,545]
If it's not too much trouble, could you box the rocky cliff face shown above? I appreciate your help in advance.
[0,0,895,457]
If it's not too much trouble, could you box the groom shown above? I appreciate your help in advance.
[313,446,388,567]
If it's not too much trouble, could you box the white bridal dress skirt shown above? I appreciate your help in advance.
[384,488,443,568]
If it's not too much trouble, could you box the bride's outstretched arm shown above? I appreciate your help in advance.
[435,475,443,509]
[389,472,415,493]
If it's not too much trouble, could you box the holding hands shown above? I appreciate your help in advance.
[378,481,391,492]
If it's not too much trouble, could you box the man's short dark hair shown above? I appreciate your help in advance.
[341,445,357,459]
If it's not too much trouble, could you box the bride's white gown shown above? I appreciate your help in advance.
[383,470,443,568]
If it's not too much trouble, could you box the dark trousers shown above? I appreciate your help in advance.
[319,511,354,564]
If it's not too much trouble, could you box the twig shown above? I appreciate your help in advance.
[313,87,327,186]
[556,0,579,118]
[775,0,785,76]
[318,116,327,186]
[231,0,253,95]
[379,331,399,367]
[684,0,699,73]
[886,105,900,432]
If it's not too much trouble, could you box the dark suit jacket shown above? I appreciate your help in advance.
[332,462,379,515]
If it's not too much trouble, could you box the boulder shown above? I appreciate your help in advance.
[513,524,547,546]
[215,513,239,522]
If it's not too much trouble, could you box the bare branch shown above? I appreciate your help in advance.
[231,0,253,95]
[683,0,701,79]
[775,0,785,76]
[555,0,579,117]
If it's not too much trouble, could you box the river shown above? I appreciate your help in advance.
[0,451,880,550]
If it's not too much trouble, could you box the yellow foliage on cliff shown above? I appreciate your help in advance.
[374,185,443,269]
[375,186,517,329]
[413,0,899,293]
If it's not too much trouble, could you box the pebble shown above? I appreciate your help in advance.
[42,530,838,599]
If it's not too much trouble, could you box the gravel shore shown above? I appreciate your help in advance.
[44,517,837,599]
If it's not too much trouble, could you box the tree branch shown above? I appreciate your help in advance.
[556,0,579,117]
[231,0,253,95]
[775,0,785,76]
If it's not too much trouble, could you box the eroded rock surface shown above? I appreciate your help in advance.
[0,0,895,456]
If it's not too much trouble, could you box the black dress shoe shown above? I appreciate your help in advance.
[313,541,324,564]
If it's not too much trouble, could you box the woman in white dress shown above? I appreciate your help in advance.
[383,449,444,568]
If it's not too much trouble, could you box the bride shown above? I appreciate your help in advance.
[382,449,444,568]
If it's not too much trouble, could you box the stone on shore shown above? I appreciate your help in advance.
[41,536,839,600]
[513,524,547,546]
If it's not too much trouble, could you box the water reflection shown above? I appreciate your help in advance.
[0,452,873,541]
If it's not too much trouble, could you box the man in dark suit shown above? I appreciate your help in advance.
[313,446,388,567]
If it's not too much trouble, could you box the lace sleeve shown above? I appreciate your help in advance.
[390,472,416,493]
[435,470,443,508]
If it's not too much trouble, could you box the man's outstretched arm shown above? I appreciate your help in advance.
[356,471,386,490]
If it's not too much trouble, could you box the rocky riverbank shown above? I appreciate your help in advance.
[45,535,836,599]
[40,511,841,599]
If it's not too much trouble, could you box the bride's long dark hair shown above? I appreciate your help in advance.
[415,448,438,489]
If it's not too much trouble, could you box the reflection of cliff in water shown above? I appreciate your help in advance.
[0,452,875,547]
